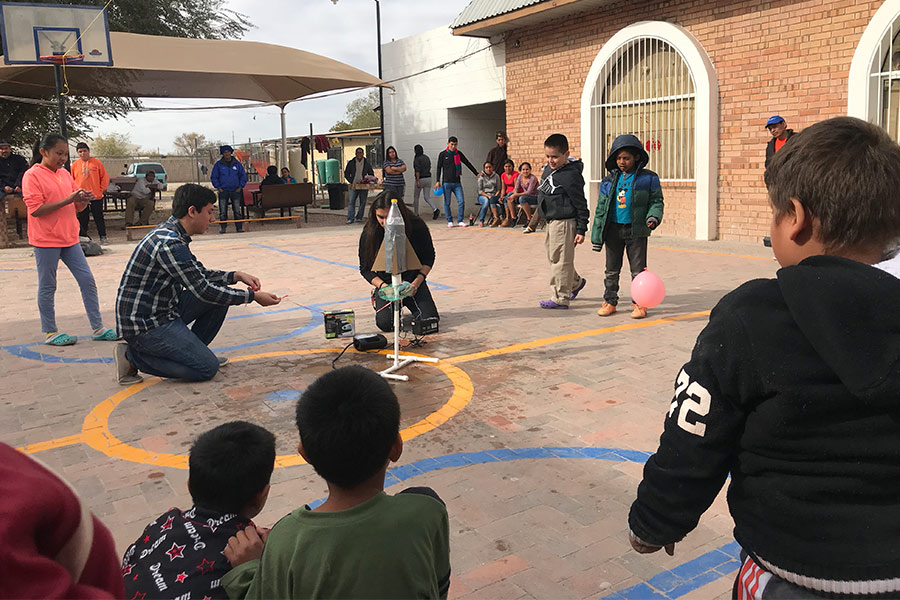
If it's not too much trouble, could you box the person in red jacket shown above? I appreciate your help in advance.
[0,442,124,598]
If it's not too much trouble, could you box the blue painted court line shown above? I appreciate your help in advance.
[601,541,741,600]
[304,447,738,598]
[266,389,302,402]
[2,306,323,364]
[250,242,454,292]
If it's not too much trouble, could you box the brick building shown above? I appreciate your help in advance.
[450,0,900,242]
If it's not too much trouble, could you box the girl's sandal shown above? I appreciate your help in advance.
[92,328,121,341]
[45,333,77,346]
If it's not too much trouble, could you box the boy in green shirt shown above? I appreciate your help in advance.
[223,366,451,599]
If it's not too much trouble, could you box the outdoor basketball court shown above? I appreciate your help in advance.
[0,221,778,599]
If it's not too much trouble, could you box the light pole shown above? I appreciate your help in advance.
[331,0,385,156]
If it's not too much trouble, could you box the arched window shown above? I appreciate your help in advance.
[591,38,696,181]
[849,1,900,140]
[580,21,717,240]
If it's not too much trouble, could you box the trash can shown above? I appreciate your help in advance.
[327,183,348,210]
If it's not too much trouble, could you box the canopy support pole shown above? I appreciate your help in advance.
[279,104,288,170]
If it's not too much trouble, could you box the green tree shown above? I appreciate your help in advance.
[331,89,380,132]
[173,132,208,155]
[90,132,136,157]
[0,0,251,147]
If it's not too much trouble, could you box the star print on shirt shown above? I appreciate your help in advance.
[195,558,215,574]
[161,515,175,531]
[122,564,133,576]
[166,542,186,561]
[175,572,188,583]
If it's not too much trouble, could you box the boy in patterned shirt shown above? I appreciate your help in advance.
[122,422,275,600]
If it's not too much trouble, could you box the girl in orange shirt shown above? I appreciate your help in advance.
[22,134,118,346]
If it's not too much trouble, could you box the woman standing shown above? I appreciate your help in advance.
[358,191,439,333]
[22,134,118,346]
[413,144,439,219]
[382,146,407,198]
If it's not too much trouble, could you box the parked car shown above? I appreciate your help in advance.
[122,162,168,190]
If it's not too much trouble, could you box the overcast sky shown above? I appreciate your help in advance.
[86,0,473,153]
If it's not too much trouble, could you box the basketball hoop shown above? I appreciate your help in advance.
[39,54,85,65]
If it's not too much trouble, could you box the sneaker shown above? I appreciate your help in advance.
[597,302,617,317]
[458,221,468,228]
[570,277,587,301]
[447,222,456,228]
[217,355,229,367]
[100,236,109,245]
[346,219,354,225]
[432,209,440,220]
[631,303,648,319]
[114,342,143,385]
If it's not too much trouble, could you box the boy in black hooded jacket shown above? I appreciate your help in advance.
[629,117,900,599]
[592,135,664,319]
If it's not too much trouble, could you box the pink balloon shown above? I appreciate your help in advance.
[631,269,666,308]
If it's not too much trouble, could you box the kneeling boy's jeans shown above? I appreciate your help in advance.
[124,289,229,381]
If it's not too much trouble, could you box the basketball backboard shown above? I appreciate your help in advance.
[0,2,112,66]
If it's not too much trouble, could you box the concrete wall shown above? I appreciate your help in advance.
[382,26,506,216]
[502,0,883,242]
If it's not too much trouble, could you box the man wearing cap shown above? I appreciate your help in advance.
[0,140,29,235]
[71,143,110,244]
[210,145,246,234]
[764,115,796,170]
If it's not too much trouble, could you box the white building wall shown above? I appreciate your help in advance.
[382,26,506,216]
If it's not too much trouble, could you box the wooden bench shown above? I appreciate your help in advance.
[103,177,162,212]
[125,216,301,241]
[250,183,313,222]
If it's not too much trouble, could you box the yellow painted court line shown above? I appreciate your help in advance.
[17,433,83,454]
[77,348,474,469]
[649,245,773,261]
[447,310,712,365]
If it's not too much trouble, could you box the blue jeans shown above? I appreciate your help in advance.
[477,194,500,223]
[218,190,243,232]
[34,244,104,333]
[348,189,368,222]
[124,289,228,381]
[442,182,464,223]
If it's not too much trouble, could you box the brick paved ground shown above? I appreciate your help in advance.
[0,221,777,599]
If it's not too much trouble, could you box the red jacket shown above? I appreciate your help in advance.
[0,443,124,598]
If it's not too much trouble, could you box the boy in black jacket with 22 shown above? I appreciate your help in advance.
[629,117,900,599]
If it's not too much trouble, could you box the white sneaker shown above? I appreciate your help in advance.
[458,222,468,228]
[447,222,455,228]
[114,342,143,385]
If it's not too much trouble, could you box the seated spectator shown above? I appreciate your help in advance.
[122,421,276,600]
[260,165,284,188]
[0,139,28,199]
[123,171,159,228]
[513,162,540,233]
[499,159,518,227]
[281,167,297,184]
[222,366,451,599]
[0,139,29,237]
[476,160,502,227]
[0,441,124,598]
